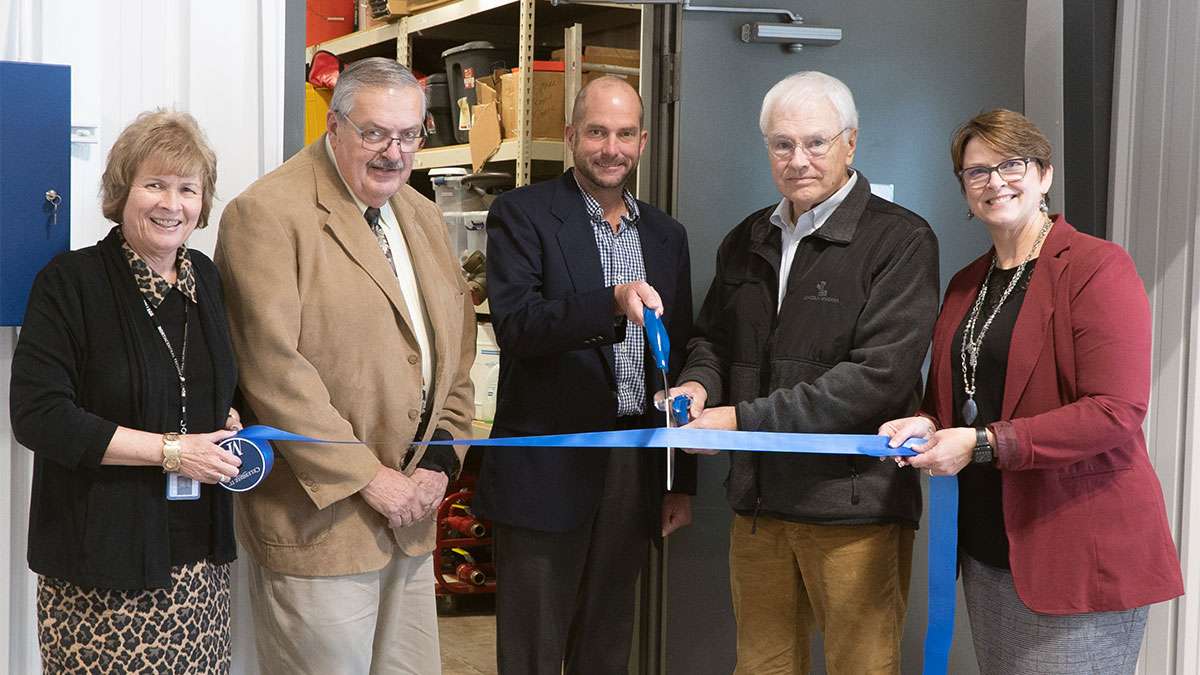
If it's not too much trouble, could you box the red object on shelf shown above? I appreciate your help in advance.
[455,563,487,586]
[510,60,565,73]
[307,50,343,89]
[443,513,487,538]
[307,0,356,47]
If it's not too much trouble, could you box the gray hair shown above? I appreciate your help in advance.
[759,71,858,135]
[330,57,425,117]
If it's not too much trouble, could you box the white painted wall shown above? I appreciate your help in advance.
[1109,1,1200,673]
[1,1,284,672]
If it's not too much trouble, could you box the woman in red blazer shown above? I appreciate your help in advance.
[880,109,1182,674]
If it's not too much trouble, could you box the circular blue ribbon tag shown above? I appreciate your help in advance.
[218,436,274,492]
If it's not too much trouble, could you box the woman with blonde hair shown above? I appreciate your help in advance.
[11,110,243,673]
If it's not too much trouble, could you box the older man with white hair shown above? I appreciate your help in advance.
[672,71,940,673]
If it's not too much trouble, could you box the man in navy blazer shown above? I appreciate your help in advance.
[475,76,696,674]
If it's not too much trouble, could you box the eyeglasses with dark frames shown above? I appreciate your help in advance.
[957,157,1040,189]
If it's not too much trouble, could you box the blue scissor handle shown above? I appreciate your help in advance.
[671,394,690,426]
[644,307,669,371]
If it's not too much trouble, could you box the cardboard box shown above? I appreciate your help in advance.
[552,45,640,90]
[469,103,502,172]
[476,68,565,140]
[382,0,456,16]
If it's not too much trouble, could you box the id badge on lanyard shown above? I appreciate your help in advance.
[166,472,201,500]
[143,298,200,501]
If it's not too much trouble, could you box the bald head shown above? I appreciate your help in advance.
[566,75,647,196]
[570,76,644,129]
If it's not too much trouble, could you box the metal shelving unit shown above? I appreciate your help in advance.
[304,0,642,185]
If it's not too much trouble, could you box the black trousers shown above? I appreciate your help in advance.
[494,433,653,675]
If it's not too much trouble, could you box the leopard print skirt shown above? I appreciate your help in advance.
[37,559,231,674]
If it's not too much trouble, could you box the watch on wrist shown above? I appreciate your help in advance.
[161,432,182,472]
[971,427,994,464]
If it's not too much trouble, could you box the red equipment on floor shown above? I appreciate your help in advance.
[434,451,496,599]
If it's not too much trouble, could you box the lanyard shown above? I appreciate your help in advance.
[142,297,189,434]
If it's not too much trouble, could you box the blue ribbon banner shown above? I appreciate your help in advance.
[230,423,957,673]
[216,425,362,492]
[419,427,958,675]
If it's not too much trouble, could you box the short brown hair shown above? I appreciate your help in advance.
[101,110,218,228]
[950,108,1052,178]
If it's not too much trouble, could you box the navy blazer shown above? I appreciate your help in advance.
[474,171,696,532]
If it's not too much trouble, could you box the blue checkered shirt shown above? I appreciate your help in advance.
[575,174,647,416]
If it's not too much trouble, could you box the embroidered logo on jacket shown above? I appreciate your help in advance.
[803,281,841,304]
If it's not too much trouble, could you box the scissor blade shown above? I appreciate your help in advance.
[663,371,675,491]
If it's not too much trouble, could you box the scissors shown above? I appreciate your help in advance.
[644,308,690,490]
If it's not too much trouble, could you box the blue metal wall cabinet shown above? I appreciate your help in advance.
[0,61,71,325]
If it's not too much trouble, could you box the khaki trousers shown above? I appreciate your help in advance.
[729,515,913,675]
[248,553,440,675]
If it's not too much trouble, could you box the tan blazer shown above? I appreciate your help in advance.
[215,138,474,577]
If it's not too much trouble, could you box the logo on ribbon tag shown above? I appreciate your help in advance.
[218,436,274,492]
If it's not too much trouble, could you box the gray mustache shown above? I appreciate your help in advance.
[369,158,406,171]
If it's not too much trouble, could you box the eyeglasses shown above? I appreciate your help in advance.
[765,128,850,160]
[337,111,426,153]
[957,157,1039,189]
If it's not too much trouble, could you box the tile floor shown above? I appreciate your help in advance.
[438,594,498,675]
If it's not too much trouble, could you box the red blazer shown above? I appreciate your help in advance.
[922,216,1183,614]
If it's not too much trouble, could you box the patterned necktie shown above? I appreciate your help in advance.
[364,206,398,277]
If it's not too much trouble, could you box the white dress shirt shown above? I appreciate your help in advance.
[326,138,434,401]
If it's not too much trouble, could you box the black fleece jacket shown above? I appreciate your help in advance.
[680,172,940,526]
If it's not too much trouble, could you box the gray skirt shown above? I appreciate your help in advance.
[961,554,1148,675]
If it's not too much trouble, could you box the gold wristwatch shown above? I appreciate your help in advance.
[161,432,182,472]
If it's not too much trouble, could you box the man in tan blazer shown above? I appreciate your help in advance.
[216,58,474,674]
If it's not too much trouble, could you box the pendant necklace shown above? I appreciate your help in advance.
[959,216,1052,425]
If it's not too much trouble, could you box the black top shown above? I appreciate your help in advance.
[154,289,219,566]
[951,258,1037,569]
[10,226,237,590]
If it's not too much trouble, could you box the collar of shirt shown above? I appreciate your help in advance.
[325,136,400,231]
[769,170,859,240]
[572,169,641,233]
[117,228,197,307]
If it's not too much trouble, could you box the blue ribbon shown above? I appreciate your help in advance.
[217,424,364,492]
[923,475,958,674]
[230,423,957,672]
[418,427,957,674]
[432,427,923,456]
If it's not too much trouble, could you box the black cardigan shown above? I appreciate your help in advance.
[10,226,237,589]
